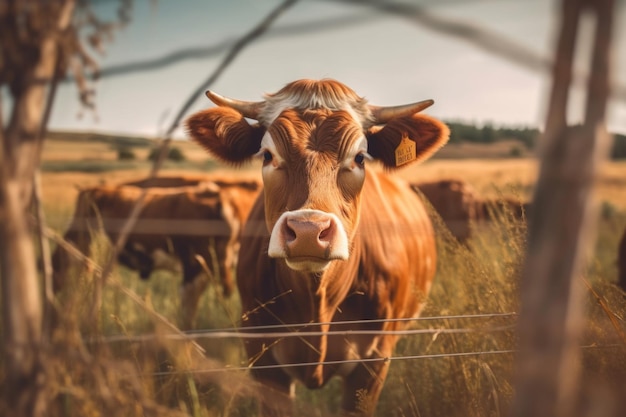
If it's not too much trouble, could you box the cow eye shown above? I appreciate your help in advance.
[262,150,273,165]
[354,153,366,167]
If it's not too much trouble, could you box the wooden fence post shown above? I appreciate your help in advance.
[0,2,77,415]
[510,0,615,416]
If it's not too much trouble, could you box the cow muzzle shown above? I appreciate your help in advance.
[268,209,349,272]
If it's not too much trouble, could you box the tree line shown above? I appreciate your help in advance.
[445,121,626,159]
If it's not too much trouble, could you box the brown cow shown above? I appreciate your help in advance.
[412,179,482,242]
[186,79,449,415]
[619,226,626,291]
[412,179,528,242]
[121,173,261,192]
[51,181,259,328]
[118,173,261,281]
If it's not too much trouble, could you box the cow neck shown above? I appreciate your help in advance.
[273,253,361,385]
[274,249,360,327]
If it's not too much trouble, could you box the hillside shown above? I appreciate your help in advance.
[46,130,155,148]
[44,128,535,165]
[42,131,213,172]
[44,123,626,165]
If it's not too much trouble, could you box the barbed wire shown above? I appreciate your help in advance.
[56,216,522,237]
[95,313,518,344]
[151,349,518,377]
[145,343,624,377]
[98,325,517,344]
[187,311,519,334]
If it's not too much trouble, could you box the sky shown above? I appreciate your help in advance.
[44,0,626,138]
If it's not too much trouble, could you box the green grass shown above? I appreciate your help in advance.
[47,130,155,148]
[374,203,523,417]
[1,200,625,416]
[41,159,218,173]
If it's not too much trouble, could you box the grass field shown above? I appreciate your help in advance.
[40,135,626,210]
[2,135,624,416]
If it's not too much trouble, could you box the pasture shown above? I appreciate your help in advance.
[4,135,625,416]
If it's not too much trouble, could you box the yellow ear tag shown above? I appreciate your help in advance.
[395,136,416,167]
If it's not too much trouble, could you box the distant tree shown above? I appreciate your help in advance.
[446,121,482,143]
[148,146,186,162]
[446,121,539,147]
[500,127,540,149]
[117,146,136,160]
[168,146,186,161]
[0,2,131,416]
[482,123,496,143]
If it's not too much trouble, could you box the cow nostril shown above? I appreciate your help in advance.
[284,218,333,245]
[283,223,297,242]
[318,223,333,242]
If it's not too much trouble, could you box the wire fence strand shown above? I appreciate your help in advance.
[95,321,518,344]
[144,343,624,377]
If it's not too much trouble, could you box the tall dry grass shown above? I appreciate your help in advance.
[24,226,258,417]
[374,199,525,417]
[2,165,625,416]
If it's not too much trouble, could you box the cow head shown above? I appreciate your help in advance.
[187,79,449,273]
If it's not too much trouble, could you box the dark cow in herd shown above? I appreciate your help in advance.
[412,179,481,242]
[187,79,449,415]
[52,177,260,327]
[412,179,528,243]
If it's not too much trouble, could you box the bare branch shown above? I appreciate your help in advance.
[67,12,380,80]
[89,0,300,323]
[164,0,298,139]
[326,0,626,103]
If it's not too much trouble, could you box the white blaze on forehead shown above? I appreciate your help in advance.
[259,132,279,157]
[259,92,371,127]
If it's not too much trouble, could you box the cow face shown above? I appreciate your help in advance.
[187,79,449,273]
[260,108,366,272]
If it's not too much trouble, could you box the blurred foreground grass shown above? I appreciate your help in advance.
[1,193,625,417]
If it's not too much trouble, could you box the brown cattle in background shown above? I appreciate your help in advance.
[119,173,262,283]
[412,179,482,242]
[119,173,262,279]
[51,181,259,328]
[187,79,449,416]
[412,179,528,243]
[122,173,261,192]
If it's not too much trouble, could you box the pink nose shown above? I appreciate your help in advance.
[267,209,350,265]
[282,215,336,259]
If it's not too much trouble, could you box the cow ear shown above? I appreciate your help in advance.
[186,107,266,165]
[366,114,449,169]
